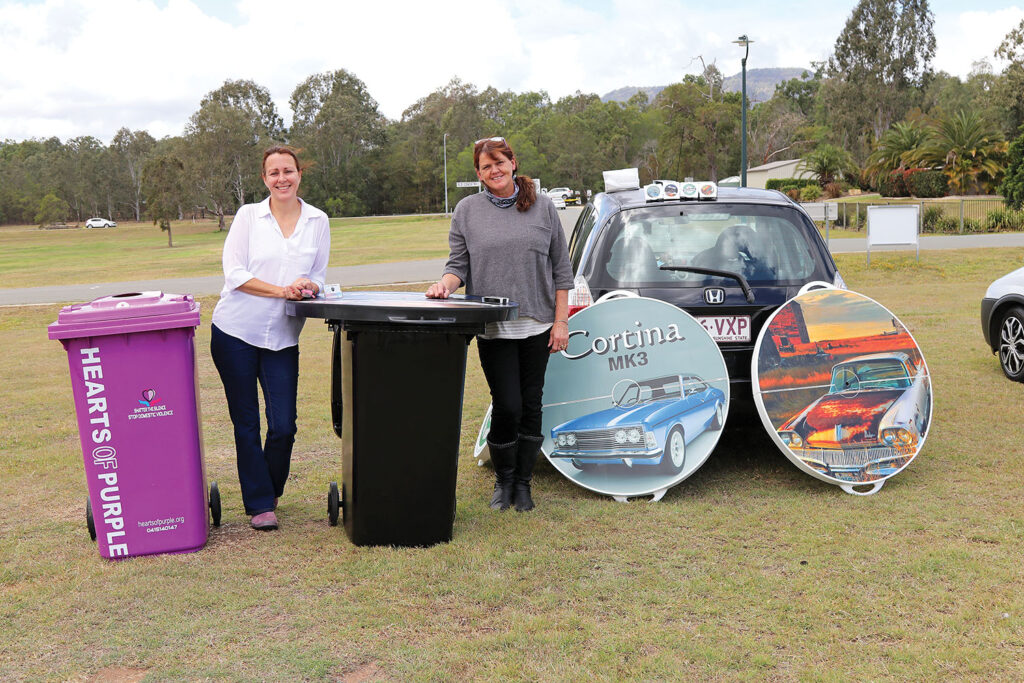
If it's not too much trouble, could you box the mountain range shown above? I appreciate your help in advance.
[601,67,809,105]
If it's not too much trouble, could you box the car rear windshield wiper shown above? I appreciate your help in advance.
[658,266,755,303]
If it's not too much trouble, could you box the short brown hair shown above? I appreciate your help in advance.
[262,145,301,175]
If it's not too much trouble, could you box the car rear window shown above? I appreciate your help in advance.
[589,203,823,287]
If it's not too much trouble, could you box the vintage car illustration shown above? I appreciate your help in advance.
[776,352,930,481]
[550,374,726,474]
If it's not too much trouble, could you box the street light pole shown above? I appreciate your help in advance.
[733,35,753,188]
[443,133,449,216]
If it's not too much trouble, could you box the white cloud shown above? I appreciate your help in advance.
[0,0,1020,143]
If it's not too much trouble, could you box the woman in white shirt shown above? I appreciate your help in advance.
[210,146,330,531]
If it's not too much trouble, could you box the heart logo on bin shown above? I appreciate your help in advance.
[139,389,159,407]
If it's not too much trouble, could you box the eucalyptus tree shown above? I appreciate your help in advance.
[384,78,486,214]
[186,80,278,227]
[995,19,1024,137]
[818,0,936,162]
[110,128,155,221]
[142,153,187,247]
[200,79,285,142]
[289,69,388,215]
[654,77,741,182]
[65,136,109,220]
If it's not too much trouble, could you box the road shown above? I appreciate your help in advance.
[3,207,1022,307]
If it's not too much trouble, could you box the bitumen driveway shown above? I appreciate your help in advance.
[4,209,1023,307]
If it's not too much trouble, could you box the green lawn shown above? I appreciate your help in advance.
[1,248,1022,680]
[0,215,452,288]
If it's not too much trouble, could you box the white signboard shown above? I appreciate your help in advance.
[801,202,838,221]
[456,181,480,189]
[867,204,920,263]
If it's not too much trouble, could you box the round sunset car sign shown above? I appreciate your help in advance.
[751,287,932,495]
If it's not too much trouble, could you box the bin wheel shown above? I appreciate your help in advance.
[86,497,96,541]
[209,481,221,527]
[327,481,340,527]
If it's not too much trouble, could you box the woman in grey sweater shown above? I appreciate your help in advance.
[427,137,573,512]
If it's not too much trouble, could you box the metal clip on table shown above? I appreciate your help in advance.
[287,292,517,547]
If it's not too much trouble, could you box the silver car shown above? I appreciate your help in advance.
[981,265,1024,382]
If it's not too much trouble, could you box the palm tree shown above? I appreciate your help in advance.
[911,110,1007,194]
[865,120,930,182]
[799,143,856,187]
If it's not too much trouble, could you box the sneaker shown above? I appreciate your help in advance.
[250,511,278,531]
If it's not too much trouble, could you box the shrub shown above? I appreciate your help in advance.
[800,184,823,201]
[35,192,70,226]
[984,208,1024,232]
[878,171,909,197]
[921,205,961,233]
[786,188,802,201]
[962,217,982,233]
[906,170,947,198]
[921,206,944,232]
[823,182,844,199]
[766,178,817,192]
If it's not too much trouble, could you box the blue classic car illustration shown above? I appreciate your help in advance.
[777,352,931,481]
[550,374,726,474]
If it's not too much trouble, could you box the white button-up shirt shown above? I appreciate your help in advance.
[212,197,331,350]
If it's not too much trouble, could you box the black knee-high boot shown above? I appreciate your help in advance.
[487,439,517,511]
[514,435,543,512]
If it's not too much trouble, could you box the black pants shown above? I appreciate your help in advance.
[477,331,551,445]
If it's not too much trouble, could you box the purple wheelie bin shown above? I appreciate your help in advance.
[48,291,220,559]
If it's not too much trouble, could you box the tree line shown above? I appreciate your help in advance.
[4,0,1024,230]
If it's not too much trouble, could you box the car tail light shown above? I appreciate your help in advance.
[567,274,592,317]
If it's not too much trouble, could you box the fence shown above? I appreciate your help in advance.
[825,198,1024,234]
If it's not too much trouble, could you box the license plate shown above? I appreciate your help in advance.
[696,315,750,342]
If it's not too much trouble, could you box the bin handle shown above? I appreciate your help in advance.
[386,316,457,324]
[331,326,344,439]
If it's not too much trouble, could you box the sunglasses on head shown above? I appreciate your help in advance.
[475,136,506,145]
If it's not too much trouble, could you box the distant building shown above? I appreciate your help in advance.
[744,159,815,190]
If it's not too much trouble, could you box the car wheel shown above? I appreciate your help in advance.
[660,426,685,474]
[710,401,725,430]
[999,305,1024,382]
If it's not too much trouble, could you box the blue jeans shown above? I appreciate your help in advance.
[210,324,299,515]
[476,331,551,445]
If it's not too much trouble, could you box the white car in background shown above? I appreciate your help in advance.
[981,265,1024,382]
[547,187,579,205]
[85,217,117,228]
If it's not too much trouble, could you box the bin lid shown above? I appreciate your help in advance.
[48,291,201,340]
[286,291,518,325]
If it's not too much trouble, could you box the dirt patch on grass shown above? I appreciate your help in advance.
[335,662,385,682]
[87,667,149,682]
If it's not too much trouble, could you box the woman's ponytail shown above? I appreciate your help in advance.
[515,175,536,212]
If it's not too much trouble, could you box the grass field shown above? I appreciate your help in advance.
[2,248,1023,680]
[0,215,452,288]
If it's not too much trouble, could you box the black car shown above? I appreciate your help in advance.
[566,177,844,405]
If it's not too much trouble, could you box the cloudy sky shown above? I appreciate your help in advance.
[1,0,1022,143]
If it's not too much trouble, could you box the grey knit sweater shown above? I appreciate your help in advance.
[443,192,574,322]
